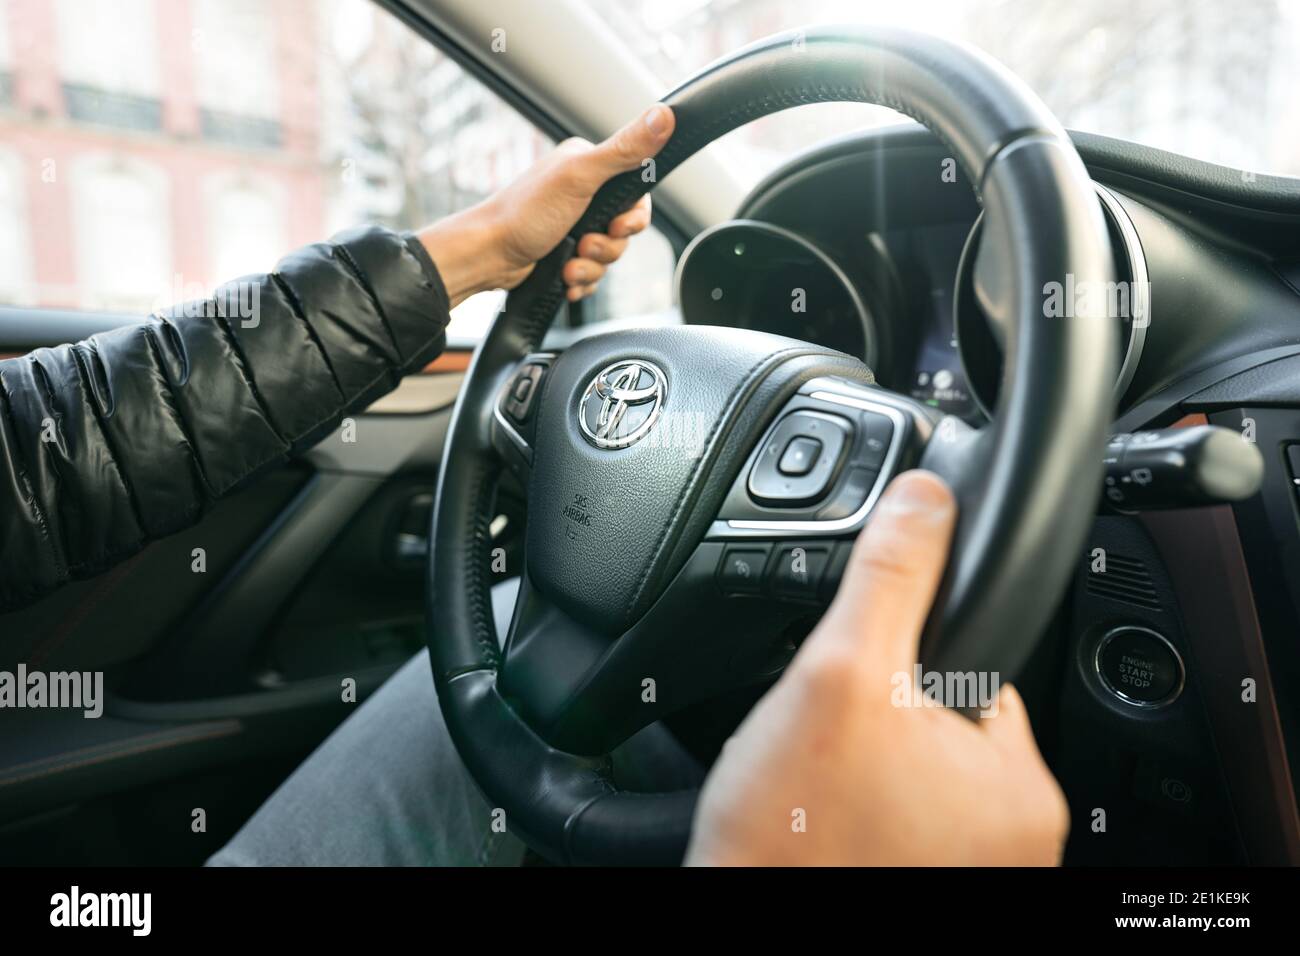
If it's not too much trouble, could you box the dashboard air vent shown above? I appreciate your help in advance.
[1086,553,1161,611]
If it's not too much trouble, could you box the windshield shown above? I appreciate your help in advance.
[582,0,1300,184]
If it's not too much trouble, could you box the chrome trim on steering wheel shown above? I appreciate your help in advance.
[493,402,531,457]
[708,385,907,539]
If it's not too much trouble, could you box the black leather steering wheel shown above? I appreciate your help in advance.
[426,25,1117,865]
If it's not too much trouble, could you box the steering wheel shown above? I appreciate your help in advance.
[426,26,1117,865]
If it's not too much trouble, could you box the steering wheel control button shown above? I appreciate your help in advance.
[749,411,852,505]
[505,363,545,424]
[856,411,895,470]
[818,542,854,602]
[778,436,822,476]
[1095,626,1185,707]
[768,544,831,599]
[817,466,878,520]
[1286,443,1300,489]
[718,545,770,594]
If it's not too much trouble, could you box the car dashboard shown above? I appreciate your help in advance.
[674,124,1300,865]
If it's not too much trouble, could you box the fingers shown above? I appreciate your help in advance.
[608,195,653,238]
[563,257,604,287]
[557,103,669,302]
[819,470,958,672]
[566,195,649,290]
[576,232,629,264]
[576,105,675,187]
[564,194,653,300]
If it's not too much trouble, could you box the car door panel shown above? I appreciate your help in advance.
[0,302,475,860]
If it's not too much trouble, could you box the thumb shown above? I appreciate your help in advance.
[576,104,675,187]
[819,470,957,671]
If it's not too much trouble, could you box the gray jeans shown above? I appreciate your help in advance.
[208,580,701,866]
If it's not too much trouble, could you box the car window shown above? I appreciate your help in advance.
[0,0,552,340]
[581,0,1300,184]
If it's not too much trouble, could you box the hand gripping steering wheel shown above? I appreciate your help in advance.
[426,26,1117,865]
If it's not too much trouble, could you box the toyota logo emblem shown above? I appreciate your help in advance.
[577,360,667,449]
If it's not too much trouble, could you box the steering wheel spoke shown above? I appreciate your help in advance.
[496,571,609,741]
[502,538,839,756]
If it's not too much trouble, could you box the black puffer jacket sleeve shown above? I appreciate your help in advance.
[0,225,451,612]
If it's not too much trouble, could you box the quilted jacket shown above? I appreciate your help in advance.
[0,225,451,611]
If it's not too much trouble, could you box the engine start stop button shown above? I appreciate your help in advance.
[1095,626,1184,707]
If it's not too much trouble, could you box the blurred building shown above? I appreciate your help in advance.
[0,0,327,312]
[0,0,549,316]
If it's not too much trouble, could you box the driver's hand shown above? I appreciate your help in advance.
[418,104,675,307]
[684,470,1070,867]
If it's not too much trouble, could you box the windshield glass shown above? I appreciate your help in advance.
[583,0,1300,184]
